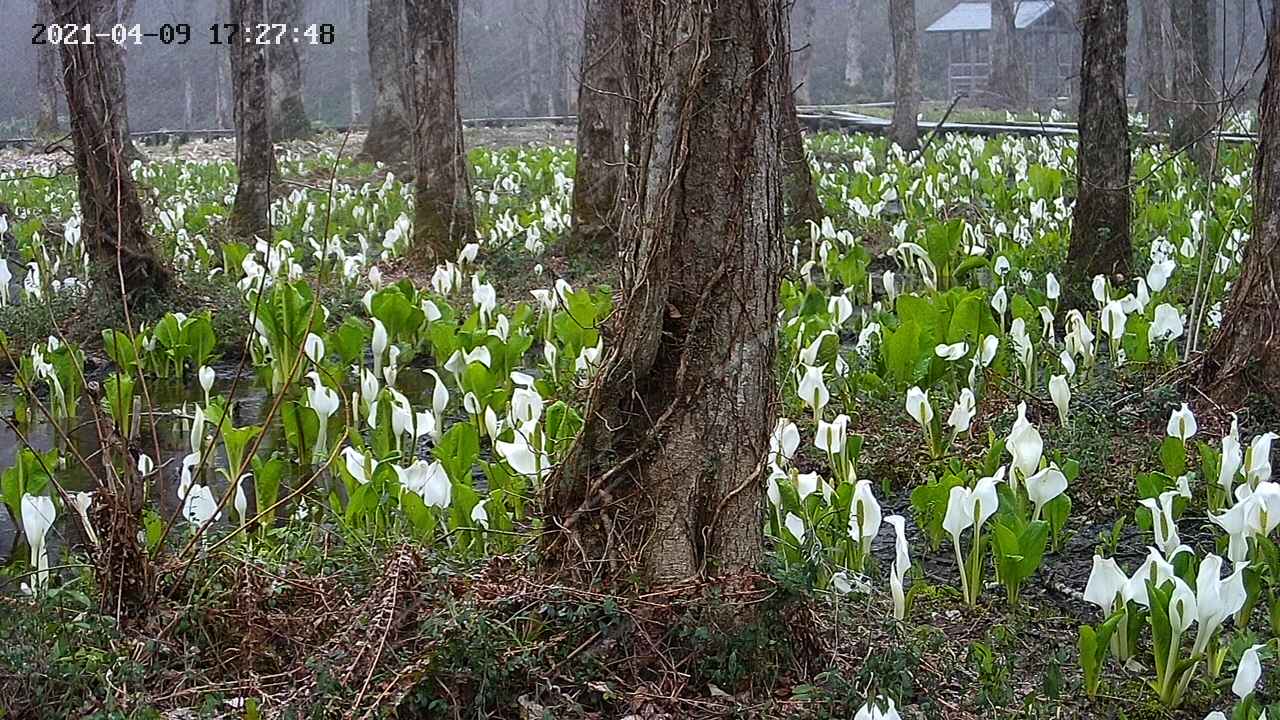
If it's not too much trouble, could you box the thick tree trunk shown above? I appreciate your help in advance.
[1067,0,1132,304]
[569,0,632,252]
[268,0,311,140]
[35,0,59,135]
[230,0,277,237]
[987,0,1027,108]
[545,0,785,584]
[845,0,863,89]
[888,0,920,149]
[1200,16,1280,403]
[1170,0,1218,170]
[406,0,474,261]
[791,0,816,105]
[1140,0,1173,131]
[50,0,169,293]
[361,0,413,162]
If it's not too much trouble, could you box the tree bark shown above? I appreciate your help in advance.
[230,0,277,237]
[35,0,60,135]
[545,0,786,585]
[888,0,920,149]
[406,0,475,262]
[987,0,1027,108]
[1140,0,1173,131]
[1200,15,1280,403]
[1067,0,1132,304]
[50,0,169,294]
[92,0,140,159]
[360,0,413,162]
[569,0,632,252]
[268,0,311,140]
[1170,0,1218,170]
[782,68,822,229]
[791,0,816,105]
[845,0,864,90]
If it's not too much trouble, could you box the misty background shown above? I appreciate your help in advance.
[0,0,1271,136]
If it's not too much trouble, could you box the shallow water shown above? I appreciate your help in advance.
[0,363,437,570]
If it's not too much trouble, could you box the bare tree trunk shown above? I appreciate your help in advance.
[1067,0,1132,305]
[361,0,413,162]
[268,0,311,139]
[347,0,362,124]
[845,0,864,90]
[92,0,140,159]
[519,0,538,114]
[230,0,277,237]
[783,67,822,228]
[213,0,230,129]
[792,0,816,105]
[545,0,785,584]
[181,0,195,131]
[545,0,576,115]
[50,0,169,293]
[888,0,920,149]
[35,0,60,135]
[1170,0,1218,170]
[406,0,474,261]
[214,4,231,129]
[987,0,1027,108]
[1141,0,1173,131]
[183,63,194,131]
[1201,15,1280,403]
[569,0,632,252]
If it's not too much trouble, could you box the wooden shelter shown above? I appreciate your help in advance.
[925,1,1078,101]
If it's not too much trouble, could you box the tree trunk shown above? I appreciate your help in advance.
[544,0,785,584]
[1170,0,1217,170]
[360,0,413,162]
[520,0,538,114]
[845,0,863,90]
[230,0,277,237]
[1140,0,1172,131]
[181,0,195,131]
[93,0,140,159]
[545,0,576,115]
[782,69,822,229]
[50,0,169,293]
[987,0,1027,108]
[35,0,60,135]
[406,0,475,262]
[791,0,816,105]
[1200,16,1280,403]
[214,0,231,129]
[888,0,920,149]
[1067,0,1132,304]
[347,0,362,124]
[569,0,632,252]
[268,0,311,140]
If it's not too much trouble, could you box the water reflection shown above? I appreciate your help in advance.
[0,363,437,567]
